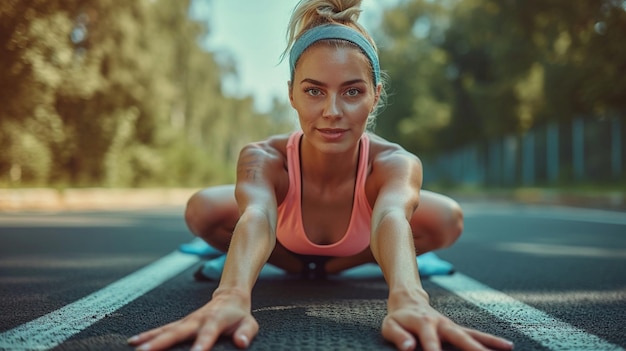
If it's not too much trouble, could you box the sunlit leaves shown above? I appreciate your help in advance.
[375,0,626,156]
[0,0,291,187]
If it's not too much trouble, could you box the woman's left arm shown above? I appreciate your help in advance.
[370,150,513,351]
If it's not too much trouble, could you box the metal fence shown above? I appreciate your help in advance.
[423,116,625,187]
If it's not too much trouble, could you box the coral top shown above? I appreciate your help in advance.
[276,131,373,257]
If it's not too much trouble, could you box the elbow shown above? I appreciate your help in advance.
[239,205,277,236]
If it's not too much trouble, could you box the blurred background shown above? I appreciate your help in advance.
[1,0,624,196]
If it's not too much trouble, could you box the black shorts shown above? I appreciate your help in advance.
[291,253,332,280]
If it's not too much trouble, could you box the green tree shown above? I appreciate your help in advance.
[0,0,292,187]
[375,0,456,155]
[375,0,626,157]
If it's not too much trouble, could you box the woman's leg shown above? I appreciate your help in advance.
[409,190,463,254]
[184,185,303,274]
[325,190,463,274]
[184,185,240,252]
[186,187,462,275]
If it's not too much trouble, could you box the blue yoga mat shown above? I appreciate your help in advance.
[180,239,455,280]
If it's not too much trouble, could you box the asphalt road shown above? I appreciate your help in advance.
[0,200,624,351]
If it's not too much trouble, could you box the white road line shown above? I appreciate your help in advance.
[463,204,626,226]
[431,273,625,351]
[518,208,626,226]
[0,251,200,351]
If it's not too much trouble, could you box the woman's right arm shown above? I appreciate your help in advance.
[216,142,282,301]
[128,142,283,351]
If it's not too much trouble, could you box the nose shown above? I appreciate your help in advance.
[322,94,341,119]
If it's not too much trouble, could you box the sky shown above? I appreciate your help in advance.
[192,0,400,113]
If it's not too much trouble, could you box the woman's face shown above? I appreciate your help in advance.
[289,44,380,155]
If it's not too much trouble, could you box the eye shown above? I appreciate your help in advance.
[345,88,361,97]
[304,87,322,96]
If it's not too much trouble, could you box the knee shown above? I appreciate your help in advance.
[184,190,219,237]
[412,196,464,252]
[441,200,463,248]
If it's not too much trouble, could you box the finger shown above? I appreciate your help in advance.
[190,323,223,351]
[439,325,487,351]
[463,327,514,350]
[413,322,442,351]
[381,317,416,351]
[232,315,259,349]
[137,323,198,351]
[127,331,154,346]
[127,322,177,345]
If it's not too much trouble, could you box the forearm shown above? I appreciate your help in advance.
[214,207,275,298]
[371,210,429,301]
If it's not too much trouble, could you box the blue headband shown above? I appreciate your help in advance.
[289,24,381,85]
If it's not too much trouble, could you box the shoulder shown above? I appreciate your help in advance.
[238,133,291,167]
[366,135,422,204]
[365,133,422,211]
[367,133,422,176]
[236,133,291,198]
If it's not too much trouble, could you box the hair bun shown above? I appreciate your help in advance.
[316,0,362,23]
[283,0,371,61]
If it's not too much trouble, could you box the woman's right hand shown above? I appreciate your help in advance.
[127,289,258,351]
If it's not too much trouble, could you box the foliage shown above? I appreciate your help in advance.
[0,0,292,187]
[374,0,626,156]
[2,0,624,187]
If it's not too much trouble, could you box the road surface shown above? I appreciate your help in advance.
[0,200,624,350]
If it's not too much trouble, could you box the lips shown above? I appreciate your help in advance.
[317,128,348,141]
[317,128,347,134]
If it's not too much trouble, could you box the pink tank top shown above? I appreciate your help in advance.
[276,131,373,257]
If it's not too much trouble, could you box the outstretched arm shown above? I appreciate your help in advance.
[129,143,283,351]
[369,150,514,351]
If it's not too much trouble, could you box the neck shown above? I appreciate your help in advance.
[300,139,360,187]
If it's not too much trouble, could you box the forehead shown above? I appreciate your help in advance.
[294,43,373,83]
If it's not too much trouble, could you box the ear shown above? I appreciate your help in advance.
[372,83,382,111]
[288,80,295,107]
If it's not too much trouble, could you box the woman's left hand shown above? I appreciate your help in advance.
[381,290,514,351]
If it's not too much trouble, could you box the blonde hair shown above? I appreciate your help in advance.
[283,0,387,129]
[286,0,374,51]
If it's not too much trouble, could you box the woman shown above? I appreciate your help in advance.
[129,1,514,350]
